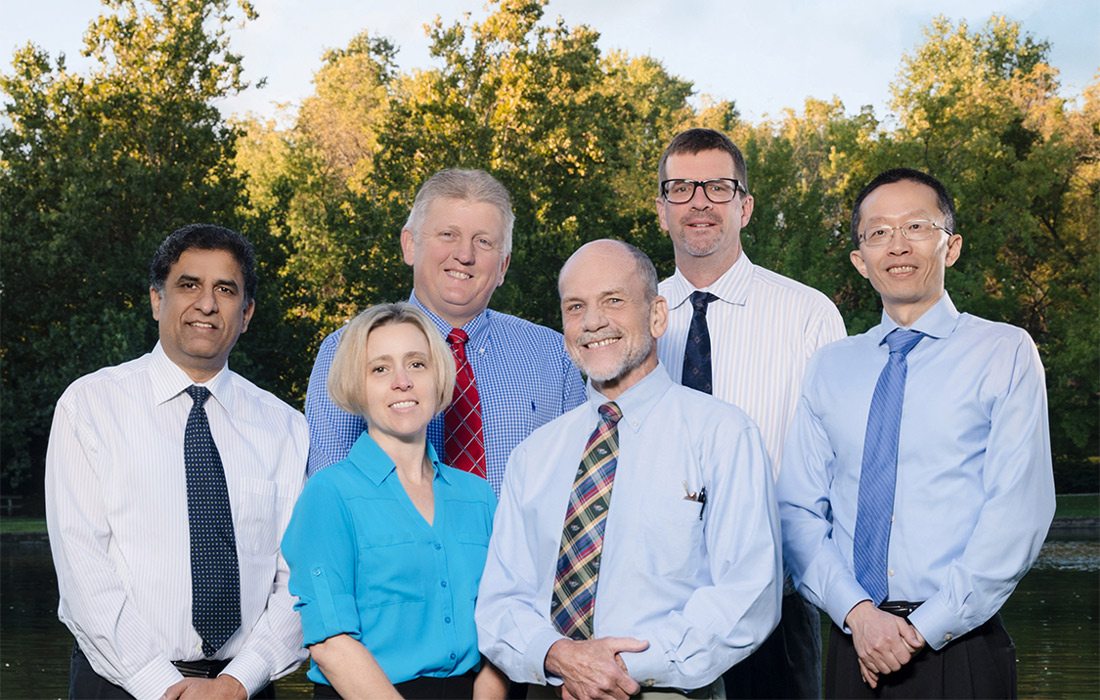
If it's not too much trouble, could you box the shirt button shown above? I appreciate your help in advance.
[312,568,321,576]
[888,569,895,577]
[434,543,442,550]
[445,616,452,624]
[944,633,954,641]
[441,581,448,588]
[450,653,457,660]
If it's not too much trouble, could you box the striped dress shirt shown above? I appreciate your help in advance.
[658,254,846,475]
[305,292,587,495]
[45,343,308,700]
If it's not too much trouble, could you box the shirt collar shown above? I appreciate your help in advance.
[347,430,450,486]
[409,290,491,344]
[586,363,675,434]
[148,342,233,409]
[665,253,754,309]
[875,291,961,344]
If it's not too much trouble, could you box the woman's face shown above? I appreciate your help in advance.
[362,322,440,445]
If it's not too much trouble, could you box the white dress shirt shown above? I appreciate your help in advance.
[45,343,308,700]
[476,366,781,690]
[658,254,846,473]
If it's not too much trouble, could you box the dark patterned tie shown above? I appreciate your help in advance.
[852,330,925,604]
[184,385,241,657]
[550,402,623,640]
[444,329,487,478]
[682,291,718,394]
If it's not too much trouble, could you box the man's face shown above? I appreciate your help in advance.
[656,149,754,271]
[401,197,511,328]
[150,247,254,382]
[850,179,963,324]
[559,241,668,399]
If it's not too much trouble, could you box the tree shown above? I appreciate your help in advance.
[0,0,256,500]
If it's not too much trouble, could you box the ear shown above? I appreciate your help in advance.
[649,294,669,340]
[656,196,670,233]
[496,253,511,287]
[150,287,163,321]
[849,249,870,280]
[944,234,963,268]
[738,193,755,227]
[400,228,416,267]
[241,299,256,333]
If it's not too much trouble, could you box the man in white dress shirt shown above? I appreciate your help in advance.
[45,224,307,700]
[655,128,846,698]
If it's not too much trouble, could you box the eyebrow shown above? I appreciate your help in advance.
[175,273,240,290]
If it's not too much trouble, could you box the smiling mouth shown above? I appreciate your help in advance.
[445,270,473,280]
[187,321,216,329]
[390,400,418,409]
[887,265,917,274]
[584,337,620,349]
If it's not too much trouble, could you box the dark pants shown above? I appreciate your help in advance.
[314,672,475,699]
[69,645,275,699]
[724,591,822,699]
[825,614,1016,699]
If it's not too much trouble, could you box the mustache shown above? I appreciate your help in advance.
[576,332,620,346]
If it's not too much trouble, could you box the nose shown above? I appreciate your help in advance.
[886,227,912,254]
[194,286,218,313]
[581,304,608,332]
[451,236,476,264]
[688,183,712,209]
[392,367,413,390]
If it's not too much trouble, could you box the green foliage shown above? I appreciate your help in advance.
[3,4,1096,496]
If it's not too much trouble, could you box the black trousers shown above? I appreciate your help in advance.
[313,671,475,699]
[724,591,822,699]
[69,645,275,699]
[825,614,1016,699]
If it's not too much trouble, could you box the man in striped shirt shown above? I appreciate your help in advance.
[655,129,846,698]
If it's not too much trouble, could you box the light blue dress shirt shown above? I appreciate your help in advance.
[304,292,587,494]
[777,293,1055,650]
[281,432,497,686]
[476,365,782,690]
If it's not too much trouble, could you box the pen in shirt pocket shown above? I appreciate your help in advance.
[682,481,707,520]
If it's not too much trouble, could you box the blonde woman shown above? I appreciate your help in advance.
[282,303,504,699]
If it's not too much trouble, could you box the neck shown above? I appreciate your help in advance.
[369,430,433,483]
[883,292,942,328]
[675,249,741,289]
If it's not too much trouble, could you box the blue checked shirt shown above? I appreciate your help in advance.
[305,293,587,495]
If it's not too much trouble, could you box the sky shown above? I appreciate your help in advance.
[1,0,1097,125]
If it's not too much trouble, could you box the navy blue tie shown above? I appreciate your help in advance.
[853,329,925,605]
[184,385,241,657]
[682,291,718,394]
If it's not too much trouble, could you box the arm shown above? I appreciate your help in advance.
[561,350,587,413]
[472,660,509,700]
[310,634,400,700]
[305,329,367,475]
[218,418,310,694]
[544,638,646,700]
[620,422,783,689]
[907,333,1055,648]
[44,394,185,700]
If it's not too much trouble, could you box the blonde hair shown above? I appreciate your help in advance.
[327,302,456,419]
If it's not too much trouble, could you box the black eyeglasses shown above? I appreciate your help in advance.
[660,178,745,204]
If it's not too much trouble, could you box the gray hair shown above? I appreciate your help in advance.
[404,169,515,255]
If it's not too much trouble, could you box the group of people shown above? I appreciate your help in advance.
[45,128,1055,700]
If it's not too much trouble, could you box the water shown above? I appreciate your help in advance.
[2,537,1097,699]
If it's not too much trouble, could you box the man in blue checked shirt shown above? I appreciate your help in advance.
[304,168,586,494]
[778,168,1054,698]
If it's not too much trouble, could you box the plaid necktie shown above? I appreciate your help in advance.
[444,329,486,478]
[853,329,925,604]
[682,291,717,394]
[184,385,241,657]
[551,402,623,640]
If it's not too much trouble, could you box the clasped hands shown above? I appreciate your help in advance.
[845,600,926,689]
[544,636,649,700]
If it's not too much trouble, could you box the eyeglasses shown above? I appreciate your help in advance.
[859,219,952,247]
[660,178,744,204]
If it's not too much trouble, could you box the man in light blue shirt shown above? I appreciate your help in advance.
[305,169,586,494]
[477,239,781,699]
[778,168,1054,698]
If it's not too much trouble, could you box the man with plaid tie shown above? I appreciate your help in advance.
[476,239,782,700]
[304,169,585,494]
[777,169,1054,698]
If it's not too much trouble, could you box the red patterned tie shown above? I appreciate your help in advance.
[444,329,486,478]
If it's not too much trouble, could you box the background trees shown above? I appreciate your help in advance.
[3,0,1096,507]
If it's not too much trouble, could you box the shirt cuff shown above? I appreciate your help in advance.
[126,655,183,700]
[222,648,272,697]
[825,578,873,633]
[620,645,670,689]
[907,596,964,651]
[527,627,568,685]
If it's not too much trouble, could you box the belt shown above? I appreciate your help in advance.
[879,600,923,617]
[172,658,231,678]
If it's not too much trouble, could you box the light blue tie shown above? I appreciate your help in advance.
[853,329,925,605]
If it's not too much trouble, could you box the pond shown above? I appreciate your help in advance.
[2,535,1096,699]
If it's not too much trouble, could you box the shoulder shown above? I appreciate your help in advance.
[515,401,588,450]
[954,313,1034,347]
[227,371,307,432]
[441,466,497,503]
[666,383,759,432]
[750,265,840,312]
[57,354,150,407]
[486,309,566,350]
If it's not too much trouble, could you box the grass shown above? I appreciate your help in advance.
[0,494,1095,536]
[1054,493,1100,519]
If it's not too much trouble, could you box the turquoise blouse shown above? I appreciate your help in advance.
[282,432,496,686]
